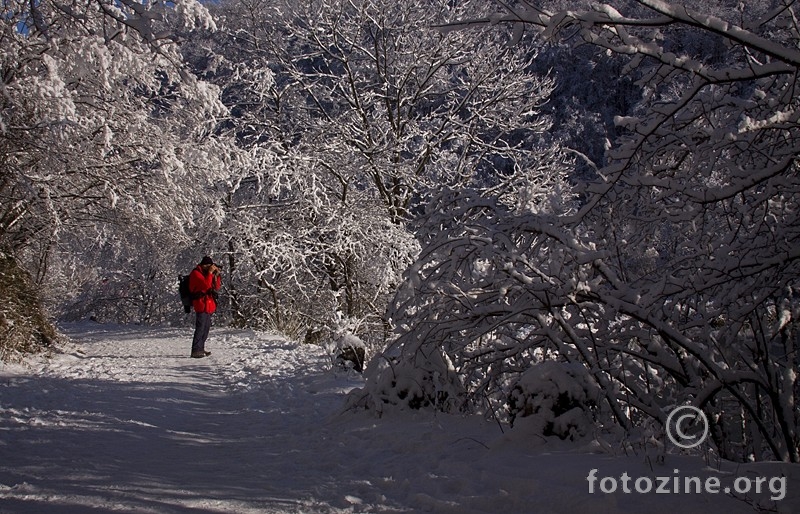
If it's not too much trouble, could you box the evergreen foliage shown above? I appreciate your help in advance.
[0,254,58,358]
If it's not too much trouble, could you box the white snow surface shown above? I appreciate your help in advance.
[0,322,797,513]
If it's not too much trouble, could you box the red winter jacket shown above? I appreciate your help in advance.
[188,266,221,314]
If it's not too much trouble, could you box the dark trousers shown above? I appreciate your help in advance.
[191,312,212,354]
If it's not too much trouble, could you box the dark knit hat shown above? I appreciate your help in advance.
[200,256,214,266]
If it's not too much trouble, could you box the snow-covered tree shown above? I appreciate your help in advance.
[1,0,231,339]
[172,0,565,345]
[353,0,800,463]
[195,143,419,343]
[275,0,558,224]
[174,2,416,340]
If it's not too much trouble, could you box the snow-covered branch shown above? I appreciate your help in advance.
[355,0,800,463]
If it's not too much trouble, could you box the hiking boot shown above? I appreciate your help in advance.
[191,352,206,358]
[204,351,211,356]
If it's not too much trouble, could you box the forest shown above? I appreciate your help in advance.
[1,0,798,463]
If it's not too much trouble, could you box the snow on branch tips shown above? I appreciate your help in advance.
[352,0,800,463]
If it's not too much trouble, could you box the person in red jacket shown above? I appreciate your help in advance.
[189,255,222,358]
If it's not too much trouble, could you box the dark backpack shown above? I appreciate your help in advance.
[178,274,192,313]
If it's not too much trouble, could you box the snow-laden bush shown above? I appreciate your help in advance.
[333,334,367,373]
[325,316,369,373]
[507,361,599,440]
[345,342,467,414]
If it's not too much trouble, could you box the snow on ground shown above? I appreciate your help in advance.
[1,322,798,513]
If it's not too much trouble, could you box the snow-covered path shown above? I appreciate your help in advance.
[1,323,797,513]
[0,323,375,513]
